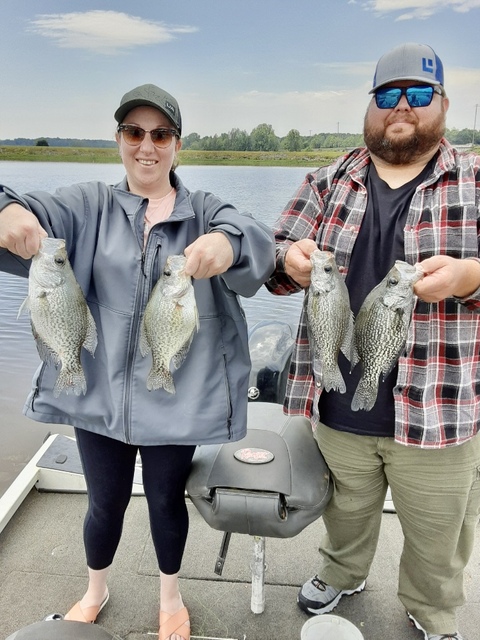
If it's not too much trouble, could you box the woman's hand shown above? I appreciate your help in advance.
[0,203,47,258]
[184,232,234,279]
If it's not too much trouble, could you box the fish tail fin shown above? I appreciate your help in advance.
[53,366,87,398]
[147,366,176,394]
[322,365,346,394]
[351,377,377,412]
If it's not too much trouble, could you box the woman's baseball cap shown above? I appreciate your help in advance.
[114,84,182,135]
[370,43,444,94]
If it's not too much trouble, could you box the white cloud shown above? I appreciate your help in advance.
[364,0,480,19]
[28,10,198,55]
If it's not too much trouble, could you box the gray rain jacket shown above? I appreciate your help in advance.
[0,173,275,445]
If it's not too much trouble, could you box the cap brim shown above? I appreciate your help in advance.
[369,76,442,94]
[114,99,178,131]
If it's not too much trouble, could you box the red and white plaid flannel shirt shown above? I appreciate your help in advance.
[266,139,480,448]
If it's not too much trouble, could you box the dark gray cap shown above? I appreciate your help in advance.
[114,84,182,135]
[370,43,444,94]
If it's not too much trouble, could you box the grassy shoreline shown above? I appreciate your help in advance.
[2,145,479,168]
[0,145,345,167]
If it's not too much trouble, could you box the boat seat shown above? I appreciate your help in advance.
[5,620,117,640]
[186,401,332,612]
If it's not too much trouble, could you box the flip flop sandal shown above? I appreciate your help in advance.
[64,591,109,623]
[159,606,190,640]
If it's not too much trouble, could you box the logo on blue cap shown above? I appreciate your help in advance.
[422,57,434,75]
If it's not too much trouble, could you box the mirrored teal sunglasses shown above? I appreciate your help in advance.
[374,85,443,109]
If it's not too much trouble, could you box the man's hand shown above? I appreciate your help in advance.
[0,203,47,259]
[284,239,318,288]
[414,255,480,302]
[184,232,234,279]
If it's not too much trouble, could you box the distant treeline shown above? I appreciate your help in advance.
[181,125,478,151]
[1,125,478,151]
[0,137,117,148]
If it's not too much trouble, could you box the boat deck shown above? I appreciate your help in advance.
[1,481,479,640]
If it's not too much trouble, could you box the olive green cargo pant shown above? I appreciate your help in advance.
[313,422,480,635]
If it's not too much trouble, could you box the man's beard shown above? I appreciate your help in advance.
[363,109,446,165]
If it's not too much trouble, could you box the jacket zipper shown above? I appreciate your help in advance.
[122,237,161,443]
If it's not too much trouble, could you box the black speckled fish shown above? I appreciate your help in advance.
[140,254,199,393]
[306,250,354,393]
[351,260,424,412]
[18,238,97,397]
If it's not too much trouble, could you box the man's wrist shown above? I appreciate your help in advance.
[456,258,480,298]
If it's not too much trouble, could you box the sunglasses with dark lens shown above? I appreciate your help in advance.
[117,124,179,148]
[374,85,443,110]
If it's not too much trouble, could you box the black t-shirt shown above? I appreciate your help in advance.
[318,159,434,436]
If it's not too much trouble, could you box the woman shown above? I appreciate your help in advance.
[0,84,275,640]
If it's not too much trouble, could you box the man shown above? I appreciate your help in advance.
[266,43,480,640]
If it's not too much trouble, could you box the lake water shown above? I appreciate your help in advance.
[0,161,311,496]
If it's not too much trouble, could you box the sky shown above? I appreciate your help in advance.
[1,0,480,141]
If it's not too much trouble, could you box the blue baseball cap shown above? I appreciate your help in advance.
[370,43,444,94]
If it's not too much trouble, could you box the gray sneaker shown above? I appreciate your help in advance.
[297,575,366,615]
[407,612,465,640]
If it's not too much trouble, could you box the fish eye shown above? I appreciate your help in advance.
[164,269,172,277]
[388,277,399,286]
[323,265,332,273]
[54,257,65,266]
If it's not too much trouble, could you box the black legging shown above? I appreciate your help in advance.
[74,428,196,575]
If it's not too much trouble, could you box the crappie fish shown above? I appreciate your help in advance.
[140,254,199,393]
[306,250,354,393]
[351,260,424,412]
[18,237,97,397]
